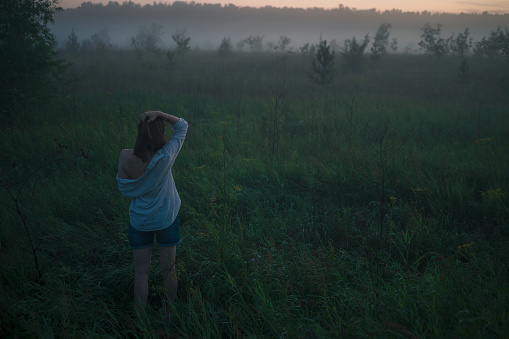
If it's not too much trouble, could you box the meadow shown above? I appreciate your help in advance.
[1,48,508,338]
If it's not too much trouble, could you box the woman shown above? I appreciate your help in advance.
[116,110,188,320]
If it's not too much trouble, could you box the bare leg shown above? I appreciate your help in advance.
[132,246,153,318]
[159,246,177,305]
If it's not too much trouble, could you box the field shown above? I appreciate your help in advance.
[1,49,508,338]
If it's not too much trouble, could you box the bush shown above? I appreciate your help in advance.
[0,0,63,116]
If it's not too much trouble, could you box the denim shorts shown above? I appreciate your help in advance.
[128,215,181,249]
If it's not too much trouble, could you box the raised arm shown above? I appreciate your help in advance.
[139,110,180,125]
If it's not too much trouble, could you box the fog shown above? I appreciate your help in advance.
[50,2,509,52]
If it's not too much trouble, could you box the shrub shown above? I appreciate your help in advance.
[0,0,63,116]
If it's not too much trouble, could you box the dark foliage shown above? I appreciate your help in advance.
[371,23,392,60]
[65,28,80,52]
[219,37,232,56]
[172,29,191,55]
[418,23,447,59]
[474,26,509,59]
[309,40,335,87]
[447,27,473,57]
[0,0,63,116]
[341,35,370,70]
[131,23,164,53]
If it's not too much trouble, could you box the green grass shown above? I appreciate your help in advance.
[1,50,508,338]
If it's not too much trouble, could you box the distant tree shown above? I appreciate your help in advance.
[172,29,191,55]
[0,0,64,115]
[266,41,276,52]
[244,35,264,52]
[131,23,164,53]
[371,23,392,60]
[447,27,472,57]
[90,29,112,51]
[218,36,232,56]
[106,1,119,7]
[341,34,370,70]
[299,43,310,55]
[309,40,335,87]
[418,23,447,59]
[390,38,398,52]
[277,35,291,52]
[65,29,80,53]
[474,26,509,59]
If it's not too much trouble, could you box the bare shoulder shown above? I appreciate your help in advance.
[117,149,149,180]
[120,148,134,156]
[118,149,134,179]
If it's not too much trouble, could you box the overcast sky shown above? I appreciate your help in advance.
[58,0,509,14]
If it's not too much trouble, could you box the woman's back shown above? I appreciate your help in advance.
[117,149,153,180]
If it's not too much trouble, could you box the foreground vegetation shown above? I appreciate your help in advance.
[1,49,508,338]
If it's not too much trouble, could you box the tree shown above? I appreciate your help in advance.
[371,23,392,60]
[299,43,310,55]
[341,34,370,70]
[131,23,164,53]
[474,26,509,60]
[447,27,473,57]
[309,40,335,87]
[65,29,80,53]
[277,35,291,52]
[0,0,63,115]
[244,35,264,52]
[81,29,112,52]
[172,29,191,55]
[390,38,398,52]
[418,23,447,59]
[218,36,232,56]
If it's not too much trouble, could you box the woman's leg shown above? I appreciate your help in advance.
[132,246,153,317]
[159,246,177,304]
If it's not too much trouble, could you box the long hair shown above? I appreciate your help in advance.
[133,117,166,162]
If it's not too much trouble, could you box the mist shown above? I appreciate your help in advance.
[50,2,509,52]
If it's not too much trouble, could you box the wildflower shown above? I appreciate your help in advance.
[193,165,206,170]
[481,188,503,200]
[474,137,494,144]
[457,243,472,250]
[233,185,243,192]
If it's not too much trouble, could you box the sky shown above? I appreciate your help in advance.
[59,0,509,14]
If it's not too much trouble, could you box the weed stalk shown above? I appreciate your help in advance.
[0,152,88,281]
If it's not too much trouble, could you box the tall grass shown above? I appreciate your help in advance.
[1,49,508,337]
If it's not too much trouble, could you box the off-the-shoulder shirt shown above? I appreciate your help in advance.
[116,118,188,231]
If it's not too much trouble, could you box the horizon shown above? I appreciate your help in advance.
[58,0,509,15]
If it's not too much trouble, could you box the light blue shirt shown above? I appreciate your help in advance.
[116,118,188,231]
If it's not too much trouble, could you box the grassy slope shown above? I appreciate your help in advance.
[1,50,508,338]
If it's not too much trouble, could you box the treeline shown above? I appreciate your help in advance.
[62,20,509,63]
[66,1,506,20]
[51,1,509,50]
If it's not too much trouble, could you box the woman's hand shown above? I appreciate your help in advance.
[139,110,162,123]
